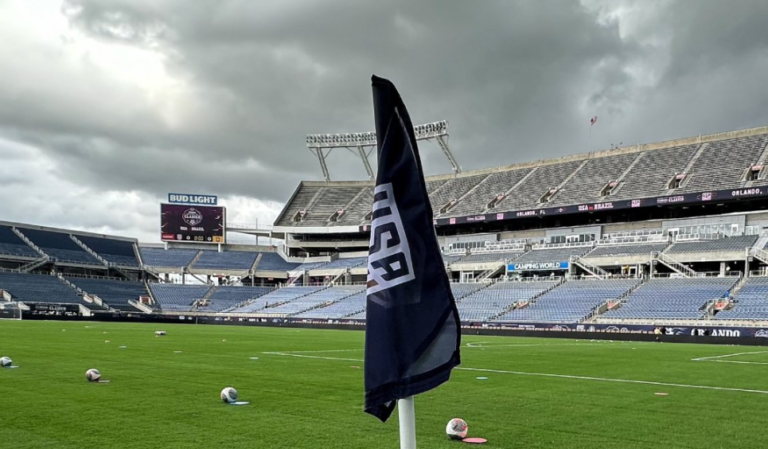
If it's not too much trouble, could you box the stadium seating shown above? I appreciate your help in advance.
[292,261,330,272]
[456,281,558,321]
[586,243,668,258]
[456,251,523,264]
[602,277,736,320]
[66,277,147,311]
[0,271,82,305]
[682,135,767,192]
[192,250,258,271]
[230,286,322,313]
[666,235,757,254]
[315,257,366,270]
[265,286,364,315]
[0,225,38,259]
[446,169,532,216]
[76,235,139,267]
[512,246,591,265]
[149,284,211,311]
[342,188,374,224]
[19,228,101,265]
[450,282,489,299]
[442,254,465,264]
[496,279,638,322]
[716,277,768,321]
[497,161,585,210]
[255,252,300,271]
[304,187,368,225]
[203,286,273,312]
[276,184,325,226]
[611,144,699,200]
[277,131,768,225]
[298,283,487,320]
[140,248,199,268]
[346,311,365,319]
[430,174,490,214]
[551,153,638,206]
[295,290,366,319]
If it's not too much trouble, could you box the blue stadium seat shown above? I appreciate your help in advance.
[77,235,139,267]
[230,286,321,313]
[716,277,768,320]
[66,277,147,311]
[457,281,558,322]
[0,271,82,305]
[149,284,212,311]
[313,258,366,270]
[266,286,363,315]
[602,277,736,320]
[256,253,300,271]
[19,228,101,265]
[201,286,273,312]
[295,290,367,319]
[496,279,639,323]
[0,225,38,259]
[140,248,199,268]
[192,251,259,271]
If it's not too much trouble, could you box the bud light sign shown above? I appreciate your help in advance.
[168,193,218,205]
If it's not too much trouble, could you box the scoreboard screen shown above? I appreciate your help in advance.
[160,204,226,244]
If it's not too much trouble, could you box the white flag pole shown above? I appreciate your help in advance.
[398,396,417,449]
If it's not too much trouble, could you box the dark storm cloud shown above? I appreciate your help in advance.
[54,0,637,187]
[2,0,768,238]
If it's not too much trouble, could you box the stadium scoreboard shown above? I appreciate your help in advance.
[160,204,226,244]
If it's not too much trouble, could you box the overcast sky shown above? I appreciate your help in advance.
[1,0,768,243]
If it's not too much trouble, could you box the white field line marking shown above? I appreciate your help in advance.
[701,360,768,366]
[463,342,622,349]
[262,352,364,362]
[692,351,768,366]
[691,351,768,361]
[268,343,611,353]
[268,349,363,354]
[264,352,768,395]
[456,367,768,395]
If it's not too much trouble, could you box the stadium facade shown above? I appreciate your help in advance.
[4,125,768,337]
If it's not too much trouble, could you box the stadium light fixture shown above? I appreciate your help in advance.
[306,120,460,181]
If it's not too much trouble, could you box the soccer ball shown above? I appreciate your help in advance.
[220,387,238,403]
[86,369,101,382]
[0,356,12,368]
[446,418,468,440]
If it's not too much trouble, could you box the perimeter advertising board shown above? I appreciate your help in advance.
[160,204,226,243]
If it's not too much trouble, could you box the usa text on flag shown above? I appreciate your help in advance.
[364,75,461,422]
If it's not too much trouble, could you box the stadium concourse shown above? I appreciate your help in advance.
[5,126,768,332]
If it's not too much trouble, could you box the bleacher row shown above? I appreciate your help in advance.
[276,132,768,226]
[3,271,767,323]
[2,221,759,275]
[0,224,369,273]
[139,248,367,272]
[0,224,137,267]
[445,234,759,267]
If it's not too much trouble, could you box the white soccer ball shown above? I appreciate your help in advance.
[220,387,238,403]
[0,356,12,368]
[446,418,468,440]
[86,368,101,382]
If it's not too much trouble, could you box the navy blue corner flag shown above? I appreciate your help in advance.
[364,75,461,422]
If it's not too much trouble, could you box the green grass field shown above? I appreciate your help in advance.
[1,321,767,448]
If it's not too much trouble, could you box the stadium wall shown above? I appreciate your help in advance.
[20,311,768,346]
